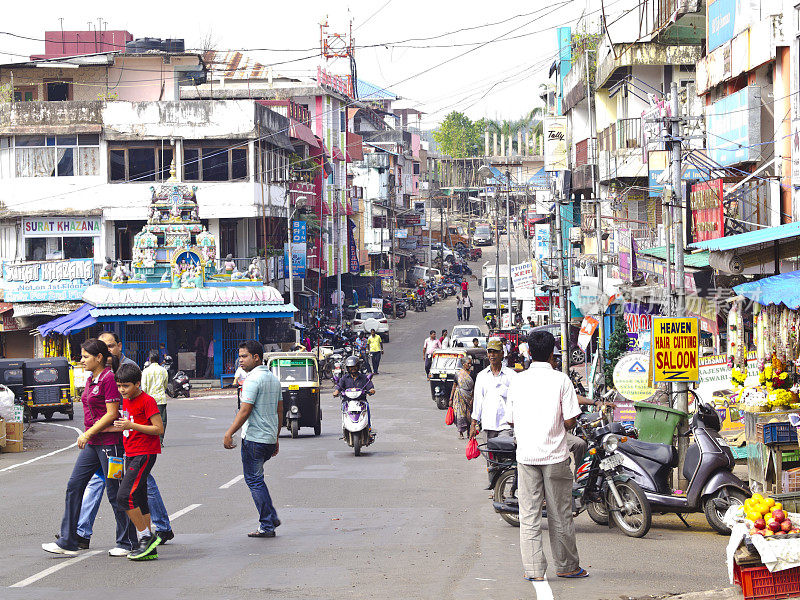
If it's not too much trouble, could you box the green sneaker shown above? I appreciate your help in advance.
[127,534,161,561]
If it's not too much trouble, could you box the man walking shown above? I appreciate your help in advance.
[204,337,215,379]
[99,332,137,369]
[456,294,463,322]
[223,340,282,537]
[470,339,515,488]
[422,330,440,376]
[507,330,586,584]
[367,328,384,375]
[462,294,473,321]
[142,349,169,444]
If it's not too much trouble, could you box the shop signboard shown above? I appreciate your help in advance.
[707,86,761,167]
[0,314,19,332]
[394,229,408,239]
[510,261,535,290]
[399,214,421,226]
[691,179,725,242]
[613,352,657,403]
[707,0,736,52]
[696,351,758,407]
[647,150,704,198]
[624,303,657,351]
[652,317,700,382]
[1,258,94,301]
[291,221,307,244]
[22,217,101,237]
[543,117,568,171]
[534,224,551,263]
[283,242,306,279]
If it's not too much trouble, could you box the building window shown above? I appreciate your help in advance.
[184,141,248,182]
[25,236,94,260]
[45,80,71,101]
[109,143,173,182]
[13,86,37,102]
[256,143,289,183]
[15,134,100,178]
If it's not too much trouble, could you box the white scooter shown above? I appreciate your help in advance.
[340,379,376,456]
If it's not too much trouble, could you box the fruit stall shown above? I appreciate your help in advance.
[729,493,800,599]
[726,287,800,494]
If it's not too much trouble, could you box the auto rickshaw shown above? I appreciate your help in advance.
[266,352,321,438]
[0,359,28,423]
[23,357,73,421]
[429,347,489,410]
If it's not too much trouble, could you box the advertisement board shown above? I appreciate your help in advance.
[534,224,551,262]
[647,150,704,198]
[691,179,725,242]
[707,86,761,167]
[22,217,102,237]
[613,352,657,402]
[707,0,736,52]
[510,261,536,290]
[652,317,700,382]
[543,117,568,171]
[624,303,657,351]
[2,258,94,302]
[283,242,306,279]
[291,220,307,244]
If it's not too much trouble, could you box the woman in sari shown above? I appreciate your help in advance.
[449,356,474,439]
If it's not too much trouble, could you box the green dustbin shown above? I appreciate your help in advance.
[633,401,688,445]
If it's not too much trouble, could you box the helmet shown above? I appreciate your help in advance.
[344,356,360,369]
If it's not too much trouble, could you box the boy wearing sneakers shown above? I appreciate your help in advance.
[113,363,165,561]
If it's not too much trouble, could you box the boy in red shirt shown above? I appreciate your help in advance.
[113,363,164,561]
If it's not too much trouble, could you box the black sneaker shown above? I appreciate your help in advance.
[155,529,174,544]
[128,534,162,560]
[54,533,90,550]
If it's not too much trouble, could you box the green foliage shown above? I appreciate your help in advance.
[432,111,484,158]
[570,31,603,81]
[605,312,629,388]
[0,83,12,103]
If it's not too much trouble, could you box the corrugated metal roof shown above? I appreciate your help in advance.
[203,50,270,80]
[357,79,398,100]
[689,222,800,252]
[91,304,297,317]
[639,246,711,268]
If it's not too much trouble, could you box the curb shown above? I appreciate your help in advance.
[634,588,741,600]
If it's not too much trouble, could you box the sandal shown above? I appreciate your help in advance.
[247,529,276,538]
[523,575,545,581]
[557,568,588,578]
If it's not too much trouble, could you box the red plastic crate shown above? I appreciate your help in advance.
[734,562,800,599]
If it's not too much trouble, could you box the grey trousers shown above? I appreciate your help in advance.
[518,459,580,579]
[566,432,588,476]
[485,429,513,485]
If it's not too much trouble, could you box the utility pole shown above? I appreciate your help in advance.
[669,79,689,487]
[334,187,342,326]
[587,48,604,376]
[494,193,501,325]
[388,171,397,318]
[555,190,570,375]
[505,170,513,326]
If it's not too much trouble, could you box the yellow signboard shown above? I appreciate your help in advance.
[652,317,700,382]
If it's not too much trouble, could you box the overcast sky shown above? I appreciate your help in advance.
[0,0,608,129]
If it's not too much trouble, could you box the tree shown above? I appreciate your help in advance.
[432,111,482,158]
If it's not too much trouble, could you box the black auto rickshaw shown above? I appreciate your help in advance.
[465,346,489,377]
[0,359,27,422]
[23,357,73,420]
[428,349,466,410]
[266,352,321,438]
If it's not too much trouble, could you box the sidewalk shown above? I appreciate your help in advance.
[632,588,741,600]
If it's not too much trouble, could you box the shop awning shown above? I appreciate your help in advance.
[11,301,83,318]
[690,222,800,252]
[288,120,320,148]
[733,270,800,309]
[639,246,711,268]
[0,302,12,315]
[91,303,297,319]
[331,146,345,161]
[37,304,97,337]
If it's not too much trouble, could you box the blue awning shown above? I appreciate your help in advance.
[733,271,800,308]
[91,303,297,318]
[690,222,800,252]
[37,304,97,337]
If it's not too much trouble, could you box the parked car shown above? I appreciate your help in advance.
[529,324,589,365]
[449,325,487,348]
[352,309,390,341]
[473,223,492,246]
[411,265,442,285]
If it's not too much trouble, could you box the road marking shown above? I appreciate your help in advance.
[9,550,101,588]
[169,503,202,520]
[0,423,82,473]
[188,414,215,420]
[219,474,243,489]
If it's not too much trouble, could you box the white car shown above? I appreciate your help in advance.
[352,309,390,341]
[449,325,487,348]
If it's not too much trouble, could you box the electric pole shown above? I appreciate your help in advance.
[587,48,603,378]
[389,171,397,318]
[555,188,570,375]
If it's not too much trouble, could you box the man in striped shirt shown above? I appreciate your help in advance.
[507,330,587,583]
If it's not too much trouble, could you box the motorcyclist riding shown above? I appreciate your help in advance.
[333,356,375,426]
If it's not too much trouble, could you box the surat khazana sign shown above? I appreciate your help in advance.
[22,217,101,237]
[1,259,94,301]
[652,317,700,382]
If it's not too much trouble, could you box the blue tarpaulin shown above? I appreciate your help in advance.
[733,271,800,308]
[37,304,97,337]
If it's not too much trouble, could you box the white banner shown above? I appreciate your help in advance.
[510,261,535,290]
[544,117,568,171]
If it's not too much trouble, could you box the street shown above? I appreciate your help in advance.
[0,263,731,600]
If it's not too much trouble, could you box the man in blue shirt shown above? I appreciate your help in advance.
[223,340,283,538]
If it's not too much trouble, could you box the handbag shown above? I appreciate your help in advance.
[465,437,480,460]
[445,406,455,426]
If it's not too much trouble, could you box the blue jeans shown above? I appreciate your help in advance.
[77,471,172,537]
[241,438,279,532]
[57,444,138,551]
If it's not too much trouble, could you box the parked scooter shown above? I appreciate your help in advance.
[163,355,191,398]
[616,398,749,534]
[335,372,376,456]
[483,411,652,537]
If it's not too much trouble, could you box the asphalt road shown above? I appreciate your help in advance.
[0,241,732,599]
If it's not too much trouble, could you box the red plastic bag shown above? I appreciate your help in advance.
[445,406,455,426]
[466,437,480,460]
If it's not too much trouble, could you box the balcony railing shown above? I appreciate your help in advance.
[598,119,641,152]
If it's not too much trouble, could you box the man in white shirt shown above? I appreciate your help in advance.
[507,330,586,583]
[470,339,515,488]
[422,330,441,376]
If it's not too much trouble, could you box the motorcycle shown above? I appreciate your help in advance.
[337,376,376,456]
[482,412,652,537]
[616,398,749,535]
[164,355,191,398]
